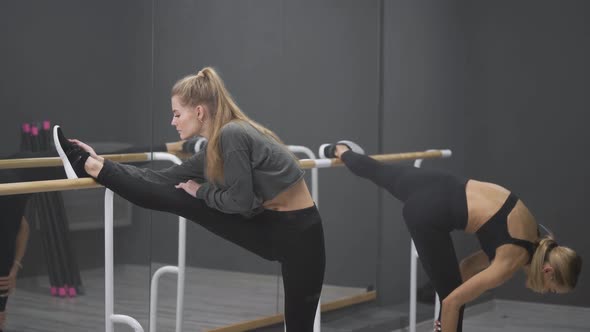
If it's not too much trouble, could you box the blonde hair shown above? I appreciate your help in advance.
[171,67,288,183]
[527,236,582,292]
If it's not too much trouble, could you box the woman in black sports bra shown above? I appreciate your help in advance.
[321,141,582,332]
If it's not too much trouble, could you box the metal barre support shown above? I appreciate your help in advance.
[104,152,186,332]
[105,189,144,332]
[148,152,186,332]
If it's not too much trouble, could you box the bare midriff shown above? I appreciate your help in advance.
[262,178,315,211]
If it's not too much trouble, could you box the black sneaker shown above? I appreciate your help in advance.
[53,125,90,179]
[319,140,365,158]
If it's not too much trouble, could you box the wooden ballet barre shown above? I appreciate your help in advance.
[0,150,451,196]
[0,152,180,170]
[0,178,100,195]
[0,149,450,171]
[299,149,451,169]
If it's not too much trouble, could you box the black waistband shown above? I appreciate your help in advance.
[261,204,319,218]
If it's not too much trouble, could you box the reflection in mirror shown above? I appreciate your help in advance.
[0,0,155,330]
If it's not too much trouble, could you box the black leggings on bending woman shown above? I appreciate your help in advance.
[341,150,468,331]
[96,160,325,332]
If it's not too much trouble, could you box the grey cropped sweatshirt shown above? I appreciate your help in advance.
[192,121,304,217]
[107,121,303,218]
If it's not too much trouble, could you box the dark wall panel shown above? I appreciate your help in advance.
[463,0,590,306]
[0,0,153,275]
[0,0,152,152]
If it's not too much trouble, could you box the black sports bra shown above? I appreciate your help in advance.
[475,193,537,264]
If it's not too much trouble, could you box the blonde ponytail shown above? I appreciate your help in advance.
[172,67,290,183]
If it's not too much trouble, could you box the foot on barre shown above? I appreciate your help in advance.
[53,125,91,179]
[319,140,364,159]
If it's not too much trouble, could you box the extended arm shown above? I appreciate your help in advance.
[105,151,206,185]
[109,150,207,185]
[73,138,207,184]
[459,250,490,282]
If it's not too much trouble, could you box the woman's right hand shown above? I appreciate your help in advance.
[69,139,102,161]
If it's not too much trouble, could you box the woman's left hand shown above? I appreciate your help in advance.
[175,180,201,197]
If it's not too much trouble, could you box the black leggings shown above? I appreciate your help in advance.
[96,160,325,332]
[341,151,468,331]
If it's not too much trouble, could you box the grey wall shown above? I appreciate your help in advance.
[379,0,589,307]
[462,0,590,306]
[0,0,152,150]
[378,1,590,306]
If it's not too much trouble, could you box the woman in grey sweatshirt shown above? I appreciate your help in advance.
[54,67,325,332]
